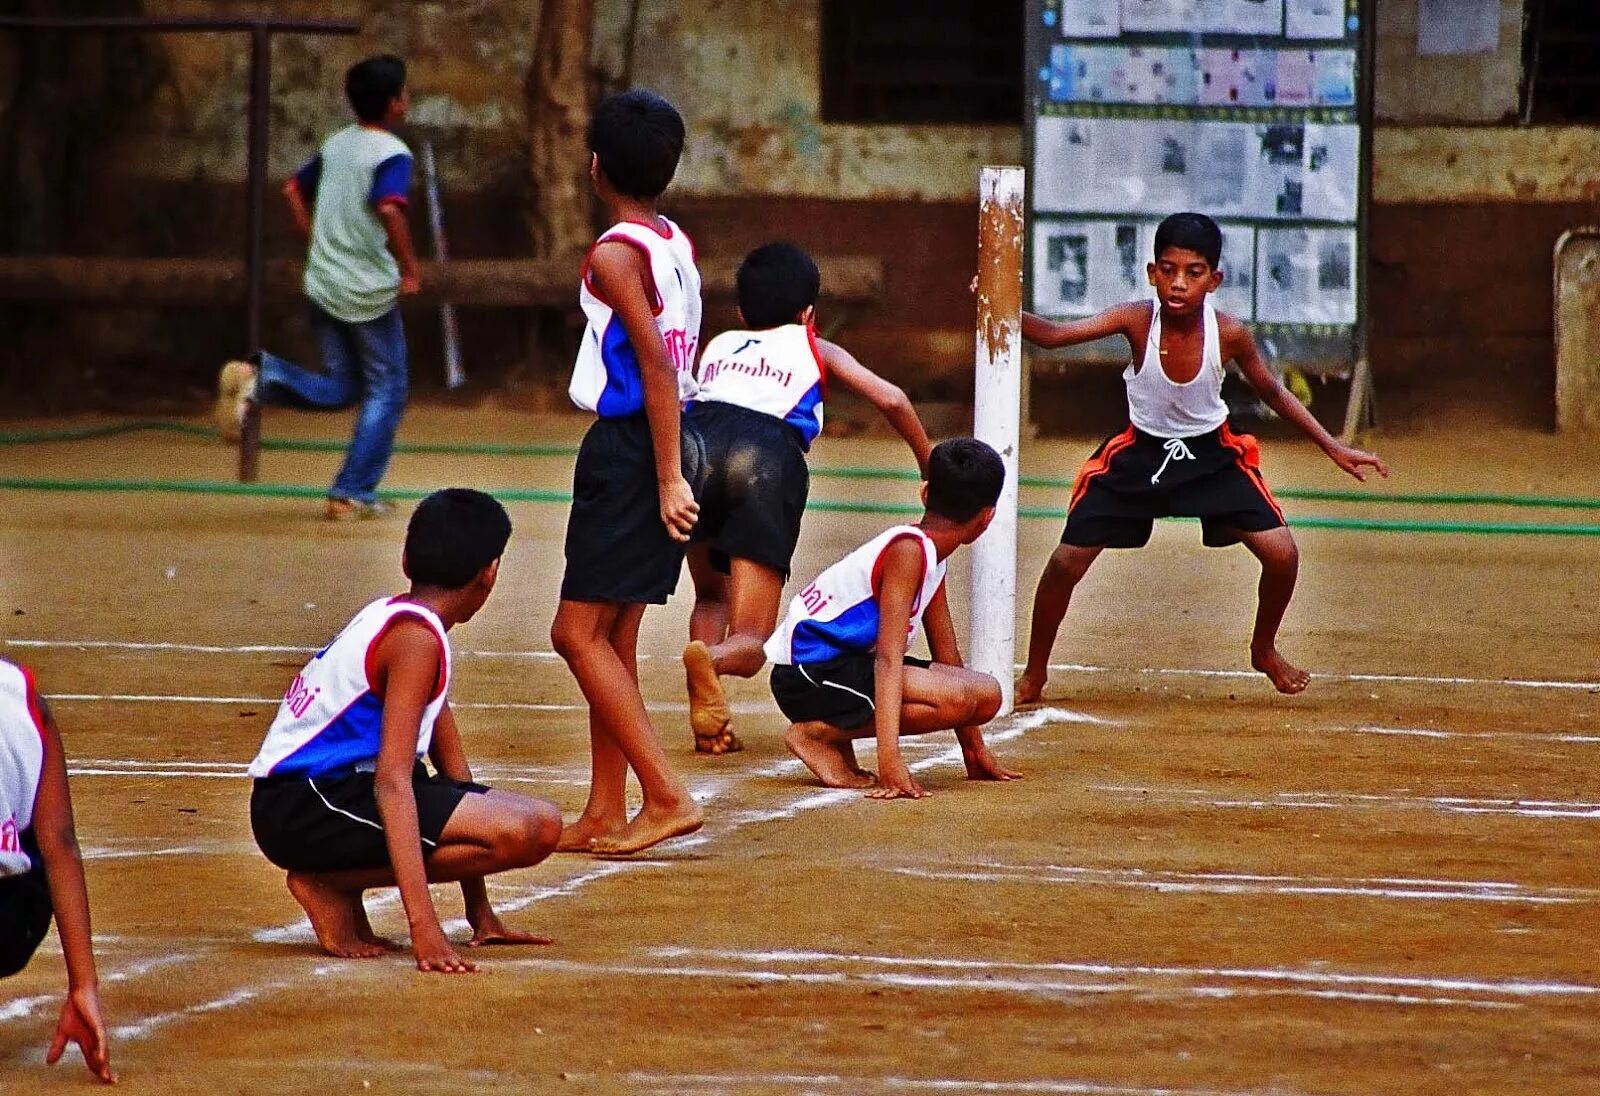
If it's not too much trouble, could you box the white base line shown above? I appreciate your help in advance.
[44,692,774,715]
[1046,662,1600,692]
[621,1072,1256,1096]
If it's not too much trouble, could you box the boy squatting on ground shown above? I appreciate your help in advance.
[766,438,1022,799]
[548,90,707,856]
[248,489,562,974]
[218,54,422,522]
[681,242,934,756]
[1015,212,1388,703]
[0,659,116,1083]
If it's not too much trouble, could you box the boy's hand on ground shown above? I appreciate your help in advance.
[412,929,478,974]
[467,910,554,948]
[1328,443,1389,482]
[658,476,699,542]
[867,764,929,800]
[47,986,115,1084]
[963,747,1023,782]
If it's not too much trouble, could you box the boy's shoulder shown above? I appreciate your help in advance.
[323,123,411,161]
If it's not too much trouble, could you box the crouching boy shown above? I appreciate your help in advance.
[248,488,561,972]
[765,438,1022,799]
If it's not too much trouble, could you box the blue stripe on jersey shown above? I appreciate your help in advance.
[595,314,645,418]
[269,692,384,778]
[784,380,825,450]
[791,599,879,664]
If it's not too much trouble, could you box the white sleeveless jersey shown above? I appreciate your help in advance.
[766,525,946,666]
[248,598,451,780]
[0,659,46,878]
[1124,297,1230,438]
[569,218,702,418]
[693,323,827,449]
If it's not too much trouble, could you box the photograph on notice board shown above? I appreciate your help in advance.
[1256,227,1357,324]
[1061,0,1122,37]
[1213,223,1257,321]
[1285,0,1346,39]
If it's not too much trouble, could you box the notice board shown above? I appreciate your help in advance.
[1025,0,1371,372]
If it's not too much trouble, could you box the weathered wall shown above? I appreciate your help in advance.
[1374,0,1525,124]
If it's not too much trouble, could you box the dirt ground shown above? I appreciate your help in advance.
[2,406,1598,1095]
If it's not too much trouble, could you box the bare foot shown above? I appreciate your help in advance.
[684,640,743,754]
[784,722,879,789]
[285,872,389,958]
[1015,671,1047,707]
[352,901,401,952]
[588,803,704,856]
[1252,646,1311,695]
[556,814,623,853]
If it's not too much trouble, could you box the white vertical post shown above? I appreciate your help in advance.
[971,165,1025,716]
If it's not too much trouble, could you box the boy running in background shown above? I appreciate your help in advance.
[683,242,933,756]
[766,438,1021,799]
[1,660,115,1083]
[549,90,705,856]
[1016,212,1388,703]
[217,54,421,521]
[248,489,561,973]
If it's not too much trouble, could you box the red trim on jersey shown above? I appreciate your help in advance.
[19,665,47,744]
[625,216,674,241]
[375,195,409,212]
[869,530,930,611]
[805,320,830,399]
[364,610,449,702]
[583,234,664,317]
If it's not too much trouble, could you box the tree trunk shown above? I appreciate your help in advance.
[525,0,595,265]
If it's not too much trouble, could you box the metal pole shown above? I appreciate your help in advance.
[971,165,1026,717]
[239,22,270,483]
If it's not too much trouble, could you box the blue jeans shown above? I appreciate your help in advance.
[257,304,408,504]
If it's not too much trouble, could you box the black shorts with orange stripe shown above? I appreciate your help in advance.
[1061,423,1285,549]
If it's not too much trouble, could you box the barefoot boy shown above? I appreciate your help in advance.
[549,90,705,855]
[1016,212,1388,703]
[683,242,933,755]
[248,489,561,973]
[2,660,115,1083]
[766,438,1021,799]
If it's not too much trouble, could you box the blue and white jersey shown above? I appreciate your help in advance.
[0,659,45,878]
[569,218,702,418]
[693,323,827,449]
[248,597,451,780]
[765,525,946,667]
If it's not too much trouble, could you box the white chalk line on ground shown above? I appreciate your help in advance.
[1342,725,1600,745]
[1089,784,1600,820]
[11,634,1600,692]
[47,692,773,716]
[883,861,1597,906]
[623,1070,1268,1096]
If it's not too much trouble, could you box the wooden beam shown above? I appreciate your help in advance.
[0,255,884,307]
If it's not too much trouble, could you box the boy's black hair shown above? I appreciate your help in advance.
[737,243,821,329]
[589,89,684,199]
[346,55,407,124]
[405,488,512,589]
[1153,211,1222,268]
[925,438,1005,523]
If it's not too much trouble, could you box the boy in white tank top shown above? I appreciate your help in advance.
[1016,212,1388,701]
[0,660,115,1082]
[249,490,562,973]
[681,243,933,756]
[767,439,1020,798]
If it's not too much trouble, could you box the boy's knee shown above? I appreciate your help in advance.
[549,617,581,662]
[495,802,561,866]
[972,675,1003,724]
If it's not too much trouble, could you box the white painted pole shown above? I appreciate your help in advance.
[971,165,1025,716]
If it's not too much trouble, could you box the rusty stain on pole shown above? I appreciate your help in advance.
[971,165,1026,716]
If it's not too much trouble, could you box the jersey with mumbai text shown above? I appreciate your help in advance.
[693,323,827,449]
[765,525,946,667]
[247,598,451,780]
[569,218,702,418]
[0,660,45,878]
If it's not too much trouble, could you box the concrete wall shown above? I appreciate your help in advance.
[1374,0,1525,124]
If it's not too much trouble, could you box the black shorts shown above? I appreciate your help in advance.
[0,830,52,979]
[688,401,809,577]
[1062,423,1286,549]
[770,654,932,731]
[561,412,708,605]
[250,763,488,874]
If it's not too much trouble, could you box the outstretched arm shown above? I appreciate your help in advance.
[1226,318,1388,482]
[377,202,422,296]
[1022,301,1145,352]
[922,588,1020,783]
[32,696,115,1084]
[816,338,932,474]
[589,241,699,542]
[372,622,475,974]
[865,536,927,801]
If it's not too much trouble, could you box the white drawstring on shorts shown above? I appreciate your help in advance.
[1151,438,1194,484]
